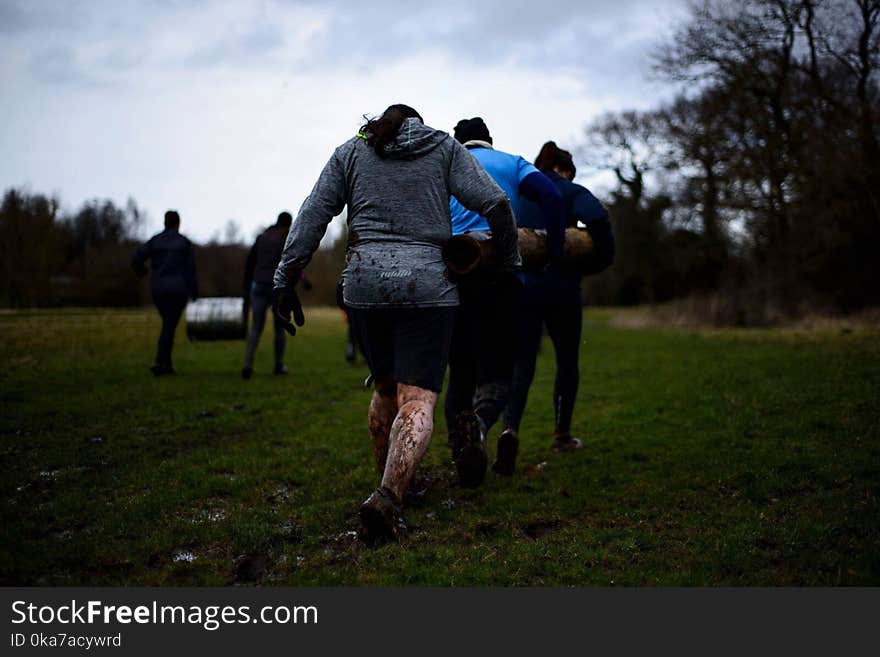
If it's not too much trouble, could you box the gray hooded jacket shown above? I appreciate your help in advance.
[274,118,518,308]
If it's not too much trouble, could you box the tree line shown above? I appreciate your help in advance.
[581,0,879,323]
[0,189,346,308]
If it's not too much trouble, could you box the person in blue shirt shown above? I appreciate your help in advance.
[446,118,565,486]
[503,141,615,458]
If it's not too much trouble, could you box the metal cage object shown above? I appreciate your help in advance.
[185,297,248,341]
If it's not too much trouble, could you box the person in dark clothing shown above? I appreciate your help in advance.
[446,118,565,485]
[241,211,312,379]
[132,210,198,376]
[503,141,614,457]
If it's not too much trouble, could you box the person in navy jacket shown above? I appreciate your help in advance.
[132,210,198,376]
[446,118,565,485]
[503,141,614,458]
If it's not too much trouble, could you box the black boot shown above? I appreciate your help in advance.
[359,487,403,544]
[492,428,519,476]
[452,412,487,488]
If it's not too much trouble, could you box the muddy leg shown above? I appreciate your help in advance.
[368,379,398,477]
[380,383,437,501]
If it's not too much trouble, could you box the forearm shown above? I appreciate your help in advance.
[581,219,615,275]
[275,151,346,289]
[484,199,520,271]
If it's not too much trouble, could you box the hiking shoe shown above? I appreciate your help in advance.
[359,486,403,544]
[492,428,519,476]
[241,366,253,380]
[273,364,289,376]
[551,435,583,453]
[452,412,487,488]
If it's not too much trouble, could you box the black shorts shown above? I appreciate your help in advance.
[348,306,455,392]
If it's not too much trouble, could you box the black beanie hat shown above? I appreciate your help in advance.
[453,117,492,145]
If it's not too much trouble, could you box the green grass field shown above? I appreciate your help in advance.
[1,307,878,585]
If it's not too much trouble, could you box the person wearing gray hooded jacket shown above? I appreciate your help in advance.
[273,104,518,542]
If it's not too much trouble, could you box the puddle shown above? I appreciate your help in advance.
[172,550,196,563]
[523,519,561,540]
[267,483,299,504]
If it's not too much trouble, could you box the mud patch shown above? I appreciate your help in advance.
[523,519,561,540]
[233,553,270,583]
[475,521,499,536]
[404,473,442,507]
[267,482,300,505]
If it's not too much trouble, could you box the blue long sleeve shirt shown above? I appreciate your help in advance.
[450,145,565,260]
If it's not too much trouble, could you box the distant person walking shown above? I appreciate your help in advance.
[273,104,518,542]
[132,210,198,376]
[445,117,565,486]
[503,142,615,457]
[241,211,312,379]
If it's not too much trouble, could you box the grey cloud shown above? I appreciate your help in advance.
[293,0,683,91]
[5,0,687,97]
[182,21,288,68]
[0,2,27,33]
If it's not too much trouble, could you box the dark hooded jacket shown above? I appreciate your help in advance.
[132,228,198,299]
[243,225,288,290]
[517,172,614,305]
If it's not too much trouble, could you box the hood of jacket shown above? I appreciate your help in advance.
[379,118,448,160]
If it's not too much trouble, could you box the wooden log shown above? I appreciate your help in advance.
[442,231,496,275]
[443,227,595,275]
[518,227,594,268]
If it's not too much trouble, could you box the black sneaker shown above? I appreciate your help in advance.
[241,366,253,380]
[452,412,487,488]
[492,428,519,476]
[273,364,288,376]
[359,487,403,544]
[551,435,583,453]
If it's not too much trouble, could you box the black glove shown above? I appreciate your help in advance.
[272,286,305,336]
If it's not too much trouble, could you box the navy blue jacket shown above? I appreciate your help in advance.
[132,229,198,299]
[243,225,288,292]
[517,172,614,305]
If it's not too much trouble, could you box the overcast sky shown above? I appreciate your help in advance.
[1,0,690,242]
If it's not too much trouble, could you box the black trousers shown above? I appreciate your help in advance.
[244,282,286,368]
[153,293,188,367]
[504,302,583,436]
[444,273,520,435]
